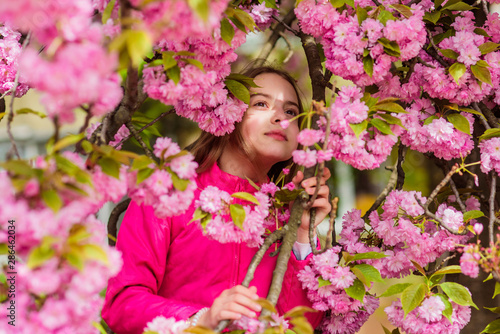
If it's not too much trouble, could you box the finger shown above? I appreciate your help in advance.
[303,185,329,196]
[229,285,259,300]
[292,170,304,186]
[309,197,330,210]
[229,294,262,313]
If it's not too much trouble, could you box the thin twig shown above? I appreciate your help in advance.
[6,32,31,160]
[481,0,489,15]
[425,164,459,207]
[395,145,408,190]
[416,57,436,68]
[489,173,497,245]
[415,195,468,235]
[325,197,339,249]
[363,163,398,219]
[309,208,317,254]
[0,89,12,101]
[431,253,457,274]
[108,198,131,246]
[449,178,467,213]
[114,110,174,149]
[256,10,296,65]
[101,115,110,143]
[477,102,499,129]
[278,31,294,63]
[78,108,93,134]
[125,121,155,160]
[401,58,418,85]
[424,28,449,68]
[272,14,299,36]
[472,102,491,130]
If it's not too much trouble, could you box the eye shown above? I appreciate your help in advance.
[285,109,298,116]
[254,101,268,108]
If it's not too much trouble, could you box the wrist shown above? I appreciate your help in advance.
[190,307,210,327]
[296,228,313,243]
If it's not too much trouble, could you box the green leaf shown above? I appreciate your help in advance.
[485,273,494,282]
[349,120,368,138]
[423,115,438,126]
[482,319,500,333]
[477,60,490,68]
[231,192,260,205]
[274,189,301,203]
[226,73,259,88]
[390,4,413,18]
[225,79,250,104]
[93,321,108,334]
[171,171,189,191]
[166,66,181,85]
[440,282,478,309]
[378,114,405,129]
[374,102,407,113]
[318,277,332,288]
[125,30,153,68]
[423,10,441,24]
[444,1,475,10]
[485,306,500,314]
[345,279,366,302]
[436,293,453,323]
[382,325,392,334]
[370,118,394,136]
[411,260,426,276]
[0,160,34,176]
[220,18,235,46]
[474,28,491,38]
[256,298,277,313]
[351,251,388,261]
[187,0,209,21]
[228,16,247,33]
[97,157,121,179]
[378,10,396,25]
[233,8,257,32]
[330,0,346,8]
[27,244,55,269]
[102,0,116,23]
[190,207,208,224]
[352,264,384,286]
[446,113,471,135]
[479,42,500,55]
[494,281,500,299]
[289,316,314,334]
[379,283,413,297]
[448,62,466,84]
[183,58,205,72]
[264,0,278,9]
[363,55,374,77]
[357,6,368,25]
[42,189,63,212]
[344,0,355,7]
[440,49,459,60]
[230,204,246,230]
[135,168,153,184]
[401,283,428,316]
[52,133,85,152]
[480,128,500,142]
[16,108,46,118]
[431,265,462,277]
[463,210,485,222]
[378,38,401,57]
[460,107,487,120]
[162,52,177,71]
[82,244,109,265]
[283,306,317,318]
[471,64,493,85]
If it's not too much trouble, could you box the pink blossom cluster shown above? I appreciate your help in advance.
[229,314,289,334]
[247,3,278,30]
[141,0,252,136]
[322,86,401,170]
[0,0,123,124]
[298,247,379,334]
[338,191,471,279]
[0,153,125,332]
[0,25,29,97]
[295,0,426,87]
[479,137,500,176]
[398,99,474,160]
[193,186,272,247]
[293,128,333,167]
[486,13,500,44]
[143,316,189,334]
[460,245,481,278]
[128,137,198,219]
[385,297,471,334]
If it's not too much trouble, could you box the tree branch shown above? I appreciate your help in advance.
[415,195,468,235]
[449,178,467,213]
[256,10,297,65]
[478,102,499,129]
[299,32,326,103]
[125,121,155,160]
[272,14,299,35]
[425,164,459,207]
[395,145,408,190]
[489,173,497,245]
[472,102,492,130]
[108,198,131,246]
[424,28,449,69]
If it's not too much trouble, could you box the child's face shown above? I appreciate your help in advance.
[240,72,300,166]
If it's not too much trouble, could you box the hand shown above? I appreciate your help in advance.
[292,168,332,244]
[197,285,262,329]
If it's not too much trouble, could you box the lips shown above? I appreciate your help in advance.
[265,130,287,141]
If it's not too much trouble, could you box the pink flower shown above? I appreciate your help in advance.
[170,155,198,179]
[284,182,296,191]
[280,119,290,129]
[473,223,483,235]
[419,296,445,323]
[297,129,324,146]
[261,182,279,196]
[154,137,181,160]
[292,149,317,168]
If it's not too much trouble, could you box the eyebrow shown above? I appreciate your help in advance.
[250,93,300,109]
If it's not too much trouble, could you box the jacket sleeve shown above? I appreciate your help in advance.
[276,244,324,329]
[102,201,201,334]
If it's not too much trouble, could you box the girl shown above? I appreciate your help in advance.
[102,66,331,333]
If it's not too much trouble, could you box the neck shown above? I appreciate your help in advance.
[218,145,272,184]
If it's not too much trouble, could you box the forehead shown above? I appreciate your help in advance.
[251,73,299,104]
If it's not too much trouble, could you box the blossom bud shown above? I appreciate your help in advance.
[280,120,290,129]
[473,223,483,235]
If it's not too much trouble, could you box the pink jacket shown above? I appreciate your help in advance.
[102,163,323,334]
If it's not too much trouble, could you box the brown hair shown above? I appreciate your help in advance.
[186,64,304,182]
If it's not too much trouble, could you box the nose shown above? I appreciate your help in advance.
[271,107,285,124]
